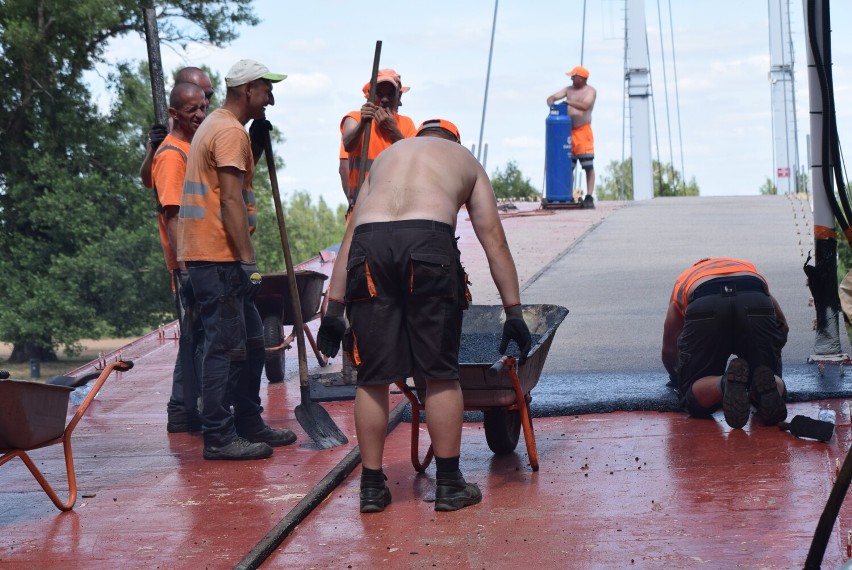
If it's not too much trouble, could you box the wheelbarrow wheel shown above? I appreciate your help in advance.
[483,408,521,455]
[262,315,285,383]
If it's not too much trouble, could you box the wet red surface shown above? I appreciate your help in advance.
[2,203,852,569]
[3,325,850,569]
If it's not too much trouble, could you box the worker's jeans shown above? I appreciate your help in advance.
[167,270,202,424]
[186,261,266,448]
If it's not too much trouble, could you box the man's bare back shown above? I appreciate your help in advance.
[351,136,492,231]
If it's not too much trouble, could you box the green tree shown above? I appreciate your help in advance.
[253,191,347,271]
[596,158,700,200]
[0,0,257,362]
[760,177,778,195]
[490,161,540,200]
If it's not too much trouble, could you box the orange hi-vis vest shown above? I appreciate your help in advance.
[671,258,768,316]
[341,111,416,196]
[152,133,190,272]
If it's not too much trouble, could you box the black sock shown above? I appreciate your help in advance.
[361,466,385,487]
[435,455,461,479]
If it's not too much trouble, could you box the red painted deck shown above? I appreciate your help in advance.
[2,199,851,569]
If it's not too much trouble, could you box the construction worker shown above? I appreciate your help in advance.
[340,68,415,207]
[318,119,531,513]
[661,258,789,429]
[150,82,207,433]
[546,65,597,208]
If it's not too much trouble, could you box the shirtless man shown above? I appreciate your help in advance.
[546,65,597,208]
[317,118,531,513]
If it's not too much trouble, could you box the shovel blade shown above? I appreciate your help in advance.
[295,402,349,449]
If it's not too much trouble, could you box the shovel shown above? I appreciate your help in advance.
[355,41,382,196]
[262,126,349,449]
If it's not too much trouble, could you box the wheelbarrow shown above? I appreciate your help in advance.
[255,270,329,383]
[395,304,569,472]
[0,360,134,511]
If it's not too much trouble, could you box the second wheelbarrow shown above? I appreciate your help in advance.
[255,269,329,383]
[0,360,134,511]
[395,303,569,472]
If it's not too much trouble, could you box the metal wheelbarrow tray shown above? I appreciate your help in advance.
[396,304,569,472]
[255,269,329,383]
[0,360,133,511]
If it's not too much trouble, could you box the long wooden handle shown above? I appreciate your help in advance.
[141,4,168,126]
[355,40,383,198]
[263,127,310,388]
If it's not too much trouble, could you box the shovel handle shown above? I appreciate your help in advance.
[355,41,382,198]
[262,127,310,388]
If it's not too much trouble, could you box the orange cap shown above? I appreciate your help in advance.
[416,118,460,142]
[362,68,410,98]
[566,65,590,78]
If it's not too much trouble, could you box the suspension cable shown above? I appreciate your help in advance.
[667,0,687,194]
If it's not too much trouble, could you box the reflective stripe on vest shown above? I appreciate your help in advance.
[672,258,766,315]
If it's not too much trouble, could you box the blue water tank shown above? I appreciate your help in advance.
[545,103,573,203]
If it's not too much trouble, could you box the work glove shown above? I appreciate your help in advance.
[500,304,531,365]
[317,299,346,358]
[148,123,168,151]
[240,261,262,298]
[249,118,272,161]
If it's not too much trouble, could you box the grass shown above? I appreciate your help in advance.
[0,338,137,381]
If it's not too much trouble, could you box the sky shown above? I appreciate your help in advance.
[90,0,852,209]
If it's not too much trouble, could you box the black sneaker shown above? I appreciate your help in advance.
[722,358,750,429]
[241,426,297,447]
[360,485,392,513]
[203,437,273,460]
[435,476,482,512]
[583,194,595,209]
[752,365,787,425]
[166,417,202,433]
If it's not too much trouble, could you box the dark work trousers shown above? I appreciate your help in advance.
[186,261,266,447]
[167,269,202,424]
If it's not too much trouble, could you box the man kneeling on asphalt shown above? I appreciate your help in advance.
[662,257,789,429]
[317,118,531,513]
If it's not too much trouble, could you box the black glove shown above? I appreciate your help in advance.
[240,261,261,281]
[500,304,531,364]
[149,123,168,151]
[249,119,272,160]
[317,300,346,358]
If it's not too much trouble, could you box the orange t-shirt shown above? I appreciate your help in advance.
[151,134,190,271]
[341,111,416,192]
[671,258,768,316]
[178,108,255,263]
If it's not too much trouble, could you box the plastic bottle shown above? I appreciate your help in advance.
[818,409,837,425]
[69,383,96,406]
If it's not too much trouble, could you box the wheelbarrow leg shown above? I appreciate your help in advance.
[394,381,434,472]
[0,438,78,511]
[507,363,539,472]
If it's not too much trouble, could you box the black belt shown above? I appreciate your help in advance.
[691,276,766,300]
[354,220,453,235]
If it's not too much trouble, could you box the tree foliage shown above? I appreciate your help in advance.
[490,161,540,200]
[253,190,347,272]
[0,0,257,361]
[596,158,700,200]
[759,177,778,195]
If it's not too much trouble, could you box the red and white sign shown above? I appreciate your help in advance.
[777,167,790,178]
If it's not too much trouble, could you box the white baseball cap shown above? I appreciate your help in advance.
[225,59,287,88]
